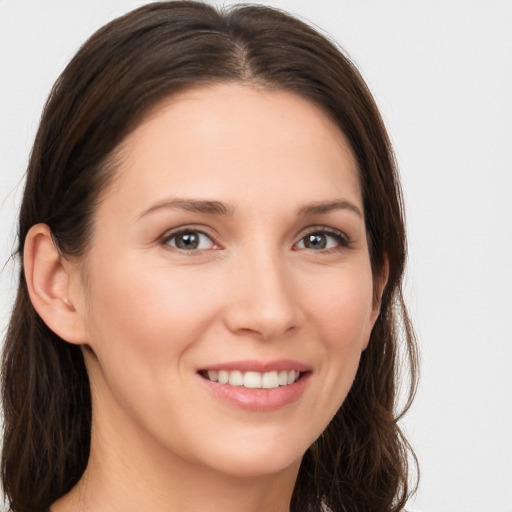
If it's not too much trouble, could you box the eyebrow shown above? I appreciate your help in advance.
[298,199,363,218]
[138,198,235,219]
[138,197,363,220]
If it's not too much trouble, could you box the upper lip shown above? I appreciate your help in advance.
[198,359,311,373]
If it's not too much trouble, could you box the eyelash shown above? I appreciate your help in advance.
[295,227,352,253]
[161,227,217,253]
[160,226,352,254]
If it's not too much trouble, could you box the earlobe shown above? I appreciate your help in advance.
[23,223,87,345]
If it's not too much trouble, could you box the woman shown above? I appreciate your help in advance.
[1,2,418,511]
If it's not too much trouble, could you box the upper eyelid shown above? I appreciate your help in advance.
[297,225,349,240]
[161,225,217,241]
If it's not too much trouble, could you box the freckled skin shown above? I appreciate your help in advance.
[55,84,385,512]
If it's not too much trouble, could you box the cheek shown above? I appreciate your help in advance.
[81,260,226,439]
[83,258,226,381]
[302,263,375,348]
[298,264,375,421]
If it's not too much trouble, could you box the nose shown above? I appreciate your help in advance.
[223,247,303,341]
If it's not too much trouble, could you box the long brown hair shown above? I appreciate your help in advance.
[1,2,419,511]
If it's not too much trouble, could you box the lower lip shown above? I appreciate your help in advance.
[200,373,310,412]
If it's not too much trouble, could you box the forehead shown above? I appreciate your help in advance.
[103,83,362,216]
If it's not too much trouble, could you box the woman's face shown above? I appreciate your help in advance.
[71,83,383,479]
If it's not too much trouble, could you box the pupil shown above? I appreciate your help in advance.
[176,232,199,250]
[306,234,326,249]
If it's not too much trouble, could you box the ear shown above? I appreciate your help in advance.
[23,223,88,345]
[371,255,390,322]
[362,256,390,350]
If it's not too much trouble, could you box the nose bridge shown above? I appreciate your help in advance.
[224,237,301,339]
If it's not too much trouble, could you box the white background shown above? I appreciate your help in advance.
[1,1,511,511]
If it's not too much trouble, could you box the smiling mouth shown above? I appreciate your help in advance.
[199,369,302,389]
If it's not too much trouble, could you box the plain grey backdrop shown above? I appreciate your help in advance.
[1,1,511,511]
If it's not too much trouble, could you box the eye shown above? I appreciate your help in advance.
[164,229,216,251]
[295,229,349,251]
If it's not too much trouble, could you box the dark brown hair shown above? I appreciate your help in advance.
[1,2,419,511]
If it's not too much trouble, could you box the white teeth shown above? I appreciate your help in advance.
[261,371,279,389]
[228,370,244,386]
[243,371,262,388]
[204,369,301,388]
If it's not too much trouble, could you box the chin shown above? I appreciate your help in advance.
[191,433,308,479]
[211,451,303,480]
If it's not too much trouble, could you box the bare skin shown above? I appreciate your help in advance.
[26,84,386,512]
